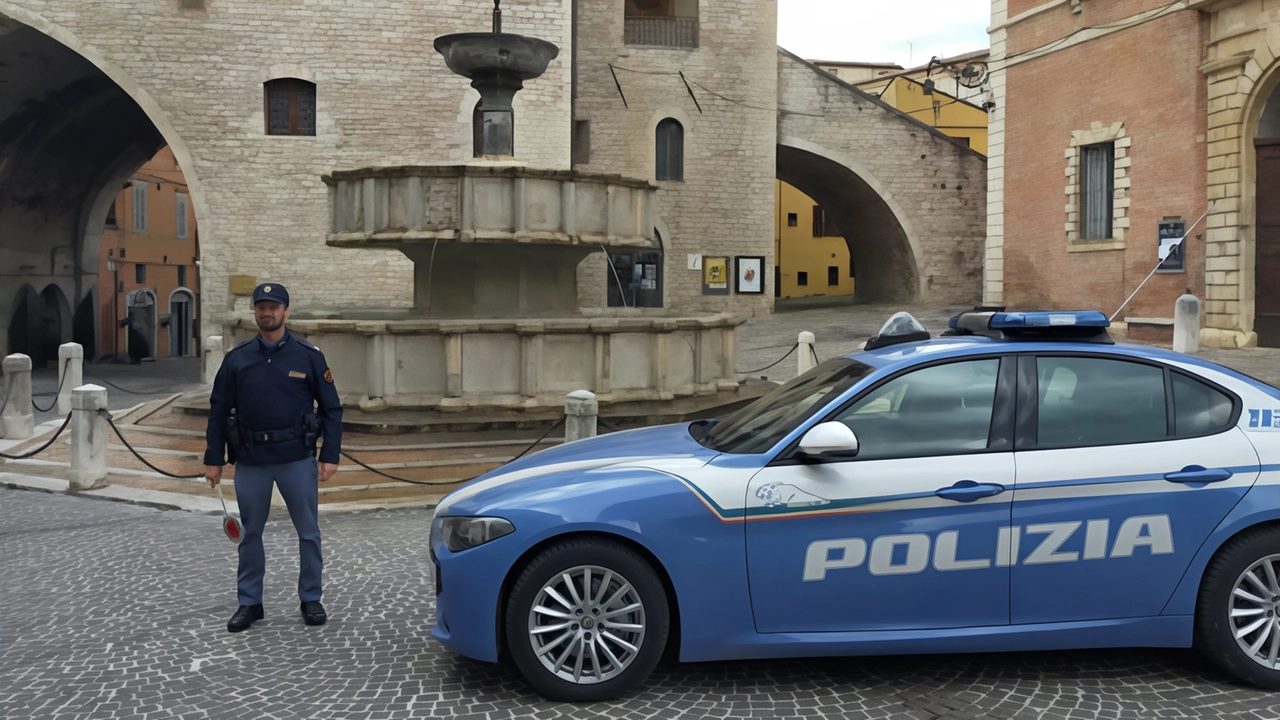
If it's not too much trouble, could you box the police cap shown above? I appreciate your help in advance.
[252,283,290,308]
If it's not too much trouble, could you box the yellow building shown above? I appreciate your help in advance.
[774,181,854,299]
[773,51,990,300]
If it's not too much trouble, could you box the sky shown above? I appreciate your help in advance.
[777,0,991,69]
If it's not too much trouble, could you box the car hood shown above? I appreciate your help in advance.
[436,422,718,515]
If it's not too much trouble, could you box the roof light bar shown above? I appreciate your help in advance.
[989,311,1110,329]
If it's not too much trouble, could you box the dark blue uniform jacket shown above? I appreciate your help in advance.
[204,330,343,466]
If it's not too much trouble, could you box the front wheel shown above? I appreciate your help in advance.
[504,538,669,702]
[1196,525,1280,688]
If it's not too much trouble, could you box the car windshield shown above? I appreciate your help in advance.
[700,358,875,454]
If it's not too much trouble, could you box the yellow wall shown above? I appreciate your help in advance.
[774,180,855,299]
[868,77,988,156]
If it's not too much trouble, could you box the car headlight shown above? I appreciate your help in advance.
[439,516,515,552]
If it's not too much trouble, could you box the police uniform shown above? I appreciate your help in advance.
[204,283,342,631]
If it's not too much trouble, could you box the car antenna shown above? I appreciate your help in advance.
[1110,200,1215,322]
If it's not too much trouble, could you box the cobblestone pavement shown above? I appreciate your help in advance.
[6,488,1280,719]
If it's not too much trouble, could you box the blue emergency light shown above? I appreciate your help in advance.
[944,309,1114,344]
[987,311,1110,329]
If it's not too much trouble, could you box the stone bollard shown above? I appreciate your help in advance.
[57,343,84,416]
[1,354,34,439]
[203,335,225,385]
[564,390,599,443]
[797,331,817,375]
[1174,294,1202,355]
[70,385,109,491]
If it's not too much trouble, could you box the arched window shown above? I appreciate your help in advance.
[264,78,317,136]
[655,118,684,181]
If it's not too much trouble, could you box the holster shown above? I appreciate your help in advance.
[301,413,321,457]
[226,409,241,465]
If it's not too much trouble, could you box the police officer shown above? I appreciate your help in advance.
[204,283,343,633]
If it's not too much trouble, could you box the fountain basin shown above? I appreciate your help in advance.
[433,32,560,86]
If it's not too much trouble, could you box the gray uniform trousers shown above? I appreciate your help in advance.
[234,456,323,606]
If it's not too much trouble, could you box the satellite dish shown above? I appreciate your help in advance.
[958,62,988,88]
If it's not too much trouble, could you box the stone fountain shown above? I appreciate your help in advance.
[226,2,744,414]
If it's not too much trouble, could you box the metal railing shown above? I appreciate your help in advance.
[624,16,699,49]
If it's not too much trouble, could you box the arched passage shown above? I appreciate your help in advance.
[1252,77,1280,346]
[776,143,921,302]
[0,8,202,362]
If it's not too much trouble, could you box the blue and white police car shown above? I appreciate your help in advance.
[430,309,1280,701]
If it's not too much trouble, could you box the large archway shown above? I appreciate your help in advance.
[1253,80,1280,347]
[776,143,921,303]
[0,9,202,363]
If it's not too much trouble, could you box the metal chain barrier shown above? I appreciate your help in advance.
[810,345,821,366]
[0,413,72,460]
[736,342,798,375]
[339,416,566,487]
[98,409,204,479]
[31,359,72,413]
[598,418,625,433]
[83,376,154,395]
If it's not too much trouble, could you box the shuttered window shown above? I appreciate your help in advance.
[655,118,684,181]
[265,79,317,136]
[175,193,189,239]
[1080,142,1115,240]
[132,182,148,233]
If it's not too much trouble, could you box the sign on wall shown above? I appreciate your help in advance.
[702,256,729,295]
[735,256,764,294]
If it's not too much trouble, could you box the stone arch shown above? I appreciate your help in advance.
[777,136,923,302]
[0,4,206,358]
[1241,55,1280,344]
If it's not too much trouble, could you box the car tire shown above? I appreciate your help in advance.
[1196,525,1280,688]
[504,537,669,702]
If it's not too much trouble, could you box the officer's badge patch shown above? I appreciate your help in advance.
[289,371,306,379]
[324,369,334,383]
[264,285,272,293]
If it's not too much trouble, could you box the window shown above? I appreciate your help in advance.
[786,213,798,227]
[606,252,663,308]
[1172,373,1234,437]
[105,200,118,229]
[135,264,146,284]
[573,120,591,166]
[797,271,808,286]
[175,193,189,239]
[624,0,698,48]
[1080,142,1115,240]
[701,358,875,454]
[265,79,317,136]
[832,359,1000,460]
[1036,357,1166,449]
[849,255,856,279]
[812,206,825,237]
[177,265,187,288]
[828,266,839,286]
[132,182,147,233]
[655,118,684,181]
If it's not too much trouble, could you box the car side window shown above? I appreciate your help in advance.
[1172,372,1234,437]
[831,359,1000,460]
[1036,357,1166,449]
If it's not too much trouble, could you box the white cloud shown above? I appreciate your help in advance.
[778,0,991,68]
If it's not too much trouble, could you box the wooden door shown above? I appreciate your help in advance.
[1256,141,1280,347]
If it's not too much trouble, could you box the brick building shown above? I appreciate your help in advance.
[988,0,1280,348]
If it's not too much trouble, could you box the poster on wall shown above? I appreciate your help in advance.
[735,256,765,294]
[702,256,730,295]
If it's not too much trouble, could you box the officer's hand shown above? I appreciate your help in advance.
[319,462,338,483]
[205,465,222,488]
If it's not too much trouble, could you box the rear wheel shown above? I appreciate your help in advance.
[1196,526,1280,688]
[505,538,669,701]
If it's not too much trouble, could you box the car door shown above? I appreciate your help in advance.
[746,355,1017,633]
[1010,354,1260,624]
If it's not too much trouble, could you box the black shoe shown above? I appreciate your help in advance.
[227,604,264,633]
[300,600,327,626]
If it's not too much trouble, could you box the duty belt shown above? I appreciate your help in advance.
[246,427,297,444]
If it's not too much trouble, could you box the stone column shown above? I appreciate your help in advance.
[564,390,598,443]
[70,384,109,491]
[203,336,225,385]
[2,354,34,439]
[797,331,817,375]
[56,343,84,416]
[1175,294,1202,355]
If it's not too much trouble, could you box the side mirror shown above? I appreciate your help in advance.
[797,422,859,461]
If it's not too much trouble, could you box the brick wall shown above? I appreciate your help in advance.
[1000,8,1208,319]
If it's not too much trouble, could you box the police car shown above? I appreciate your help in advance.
[430,309,1280,701]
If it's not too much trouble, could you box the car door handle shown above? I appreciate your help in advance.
[935,480,1006,503]
[1164,465,1233,484]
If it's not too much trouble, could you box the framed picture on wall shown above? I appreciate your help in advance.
[702,256,730,296]
[735,256,765,294]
